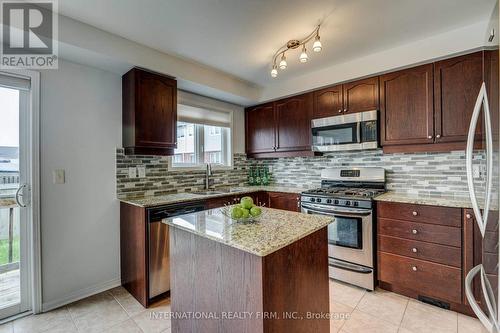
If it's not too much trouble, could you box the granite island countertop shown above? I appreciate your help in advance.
[118,185,307,208]
[162,206,332,256]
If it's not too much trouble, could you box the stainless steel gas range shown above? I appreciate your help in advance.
[300,167,386,290]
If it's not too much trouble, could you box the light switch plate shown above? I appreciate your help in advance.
[137,166,146,178]
[53,169,65,184]
[128,167,137,178]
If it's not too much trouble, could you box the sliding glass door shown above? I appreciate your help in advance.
[0,73,32,319]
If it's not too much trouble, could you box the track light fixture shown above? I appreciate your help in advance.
[270,25,322,78]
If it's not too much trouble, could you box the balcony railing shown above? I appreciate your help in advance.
[0,195,19,274]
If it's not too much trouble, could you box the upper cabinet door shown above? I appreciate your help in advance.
[380,64,434,146]
[136,70,177,148]
[275,93,313,152]
[245,103,276,154]
[434,51,483,143]
[343,77,379,114]
[313,84,343,119]
[122,68,177,155]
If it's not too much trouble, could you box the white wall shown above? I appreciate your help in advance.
[39,59,122,310]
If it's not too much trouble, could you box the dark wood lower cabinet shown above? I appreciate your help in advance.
[267,192,301,212]
[376,201,482,315]
[120,202,149,307]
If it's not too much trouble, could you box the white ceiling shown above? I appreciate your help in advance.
[58,0,497,87]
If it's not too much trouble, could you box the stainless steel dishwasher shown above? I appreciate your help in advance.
[147,201,205,299]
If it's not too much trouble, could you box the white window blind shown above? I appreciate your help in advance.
[0,73,31,91]
[177,104,231,127]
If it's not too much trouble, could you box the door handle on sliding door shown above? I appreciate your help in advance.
[15,183,29,208]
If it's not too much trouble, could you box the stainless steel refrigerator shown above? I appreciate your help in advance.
[465,3,500,331]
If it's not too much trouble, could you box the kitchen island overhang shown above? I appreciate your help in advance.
[163,207,333,333]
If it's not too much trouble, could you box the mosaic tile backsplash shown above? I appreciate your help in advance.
[116,148,485,199]
[248,149,485,199]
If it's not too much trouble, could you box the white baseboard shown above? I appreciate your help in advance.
[41,277,121,312]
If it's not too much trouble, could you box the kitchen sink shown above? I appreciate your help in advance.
[191,190,225,195]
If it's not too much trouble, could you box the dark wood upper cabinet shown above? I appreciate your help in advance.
[245,95,313,158]
[380,64,434,146]
[245,103,276,154]
[313,84,343,118]
[123,68,177,155]
[275,93,313,152]
[312,77,379,119]
[434,51,484,143]
[343,77,379,114]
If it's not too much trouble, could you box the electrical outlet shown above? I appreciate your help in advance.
[53,169,65,184]
[128,167,137,178]
[472,164,481,179]
[137,166,146,178]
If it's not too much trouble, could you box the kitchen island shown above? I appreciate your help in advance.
[163,207,333,333]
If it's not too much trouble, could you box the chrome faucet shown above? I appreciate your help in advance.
[205,163,212,190]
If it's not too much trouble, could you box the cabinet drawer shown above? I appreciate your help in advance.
[378,252,461,304]
[377,202,461,227]
[378,218,461,247]
[378,235,461,267]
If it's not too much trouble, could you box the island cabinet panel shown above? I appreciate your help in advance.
[275,93,313,153]
[122,68,177,155]
[313,84,343,119]
[434,51,484,143]
[380,64,435,147]
[245,103,276,155]
[267,192,301,212]
[342,76,379,114]
[169,227,329,333]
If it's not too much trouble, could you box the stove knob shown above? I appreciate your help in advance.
[345,201,351,206]
[334,199,339,205]
[316,198,322,203]
[353,201,359,207]
[326,199,332,204]
[310,198,315,202]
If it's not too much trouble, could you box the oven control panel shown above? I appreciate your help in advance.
[300,195,372,209]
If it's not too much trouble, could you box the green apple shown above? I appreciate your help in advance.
[250,206,262,217]
[240,196,254,209]
[231,207,244,219]
[241,208,250,218]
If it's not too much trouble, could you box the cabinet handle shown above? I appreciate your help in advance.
[412,229,418,234]
[343,108,347,113]
[338,109,342,113]
[466,213,472,219]
[412,211,418,216]
[428,135,433,139]
[412,248,418,253]
[412,266,418,272]
[436,134,441,138]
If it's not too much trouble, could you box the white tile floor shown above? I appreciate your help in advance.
[0,279,489,333]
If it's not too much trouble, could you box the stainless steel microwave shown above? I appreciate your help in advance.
[311,110,378,152]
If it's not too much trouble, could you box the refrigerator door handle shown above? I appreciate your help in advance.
[466,82,493,238]
[465,265,496,332]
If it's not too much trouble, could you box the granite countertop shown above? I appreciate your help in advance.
[162,206,332,256]
[374,191,474,209]
[118,185,307,208]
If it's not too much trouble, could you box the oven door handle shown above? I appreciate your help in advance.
[301,203,372,216]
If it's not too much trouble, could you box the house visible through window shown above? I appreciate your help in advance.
[173,121,231,167]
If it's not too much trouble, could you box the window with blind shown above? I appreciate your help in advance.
[173,102,232,167]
